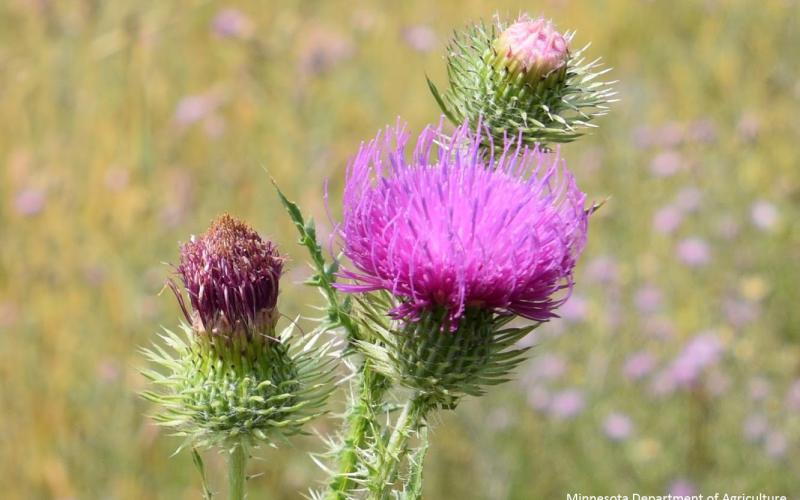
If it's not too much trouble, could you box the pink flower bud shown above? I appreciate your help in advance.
[493,16,569,83]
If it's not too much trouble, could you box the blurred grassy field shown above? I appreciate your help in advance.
[1,0,799,498]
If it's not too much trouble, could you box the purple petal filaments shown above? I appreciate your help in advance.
[171,214,283,337]
[337,121,589,328]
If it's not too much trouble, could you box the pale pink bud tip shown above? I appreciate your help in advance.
[494,16,569,80]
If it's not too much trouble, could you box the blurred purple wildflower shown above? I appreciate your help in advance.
[174,94,219,126]
[667,332,724,387]
[723,296,760,328]
[649,150,683,177]
[743,414,768,442]
[748,377,771,402]
[170,214,283,336]
[548,389,585,420]
[527,385,550,412]
[785,379,800,411]
[401,24,437,53]
[561,294,588,323]
[337,120,589,327]
[530,353,567,381]
[211,8,253,39]
[674,186,703,213]
[623,351,656,381]
[652,204,683,235]
[765,430,788,459]
[603,412,634,441]
[676,237,711,267]
[668,479,698,497]
[14,187,46,216]
[634,285,663,314]
[750,200,780,231]
[585,256,619,285]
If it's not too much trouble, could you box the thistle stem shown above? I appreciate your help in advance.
[370,394,428,499]
[228,442,248,500]
[326,361,389,500]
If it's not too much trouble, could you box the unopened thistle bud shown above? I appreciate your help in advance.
[428,14,616,147]
[492,16,569,85]
[142,215,335,449]
[338,122,589,406]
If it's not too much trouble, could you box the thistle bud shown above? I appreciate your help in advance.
[143,215,335,449]
[492,16,569,85]
[171,214,283,339]
[427,14,616,147]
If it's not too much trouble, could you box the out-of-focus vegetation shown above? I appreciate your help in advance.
[1,1,799,498]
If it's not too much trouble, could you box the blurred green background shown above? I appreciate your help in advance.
[1,0,799,498]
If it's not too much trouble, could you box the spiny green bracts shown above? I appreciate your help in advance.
[141,322,336,450]
[354,292,537,409]
[428,15,617,147]
[141,215,336,451]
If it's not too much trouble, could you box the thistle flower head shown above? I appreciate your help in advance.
[144,216,335,450]
[171,214,283,337]
[337,120,589,329]
[493,16,569,82]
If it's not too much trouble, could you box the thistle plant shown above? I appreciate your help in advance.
[332,120,590,496]
[141,10,614,499]
[428,14,616,147]
[141,215,336,499]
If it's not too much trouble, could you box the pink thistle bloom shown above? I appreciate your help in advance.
[337,120,589,327]
[603,412,634,441]
[493,16,569,81]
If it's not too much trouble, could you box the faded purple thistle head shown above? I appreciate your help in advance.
[493,15,569,83]
[170,214,283,337]
[337,120,589,328]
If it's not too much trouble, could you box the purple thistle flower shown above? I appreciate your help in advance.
[337,120,589,327]
[170,214,283,337]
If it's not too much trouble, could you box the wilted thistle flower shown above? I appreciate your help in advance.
[142,215,334,449]
[337,121,589,403]
[428,14,615,147]
[492,16,569,84]
[170,214,282,337]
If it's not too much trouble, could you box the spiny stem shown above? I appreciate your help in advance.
[228,442,248,500]
[370,394,428,499]
[326,362,389,499]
